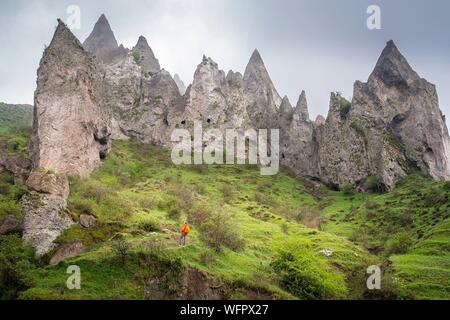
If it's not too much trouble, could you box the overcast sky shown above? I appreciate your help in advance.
[0,0,449,124]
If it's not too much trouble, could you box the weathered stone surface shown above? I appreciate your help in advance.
[294,91,309,122]
[32,19,111,177]
[49,240,87,265]
[360,41,450,183]
[79,214,97,228]
[132,36,161,76]
[0,215,23,235]
[183,56,228,125]
[174,74,187,95]
[22,191,74,257]
[26,168,69,198]
[317,41,450,189]
[316,93,371,188]
[279,92,319,178]
[83,14,127,64]
[0,149,31,184]
[243,49,282,129]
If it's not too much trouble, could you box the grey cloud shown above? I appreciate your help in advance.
[0,0,449,125]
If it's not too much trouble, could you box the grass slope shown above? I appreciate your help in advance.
[0,103,33,158]
[0,104,448,299]
[21,140,375,300]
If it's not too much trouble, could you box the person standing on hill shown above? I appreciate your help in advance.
[179,222,190,246]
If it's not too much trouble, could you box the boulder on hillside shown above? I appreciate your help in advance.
[0,215,23,235]
[49,240,88,265]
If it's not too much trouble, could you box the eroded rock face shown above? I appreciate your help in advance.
[280,93,319,178]
[84,15,183,145]
[22,169,73,256]
[26,168,69,198]
[0,215,23,235]
[243,50,282,129]
[32,19,111,177]
[22,191,74,257]
[49,240,87,265]
[0,149,31,184]
[24,20,113,256]
[83,14,127,64]
[318,41,450,189]
[183,56,228,125]
[316,93,372,188]
[357,41,450,182]
[133,36,161,77]
[174,74,187,95]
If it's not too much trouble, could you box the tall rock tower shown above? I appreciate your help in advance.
[24,20,111,256]
[31,19,111,177]
[318,41,450,190]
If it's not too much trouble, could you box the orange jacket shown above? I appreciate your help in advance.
[181,224,190,235]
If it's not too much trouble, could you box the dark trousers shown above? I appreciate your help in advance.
[179,234,186,246]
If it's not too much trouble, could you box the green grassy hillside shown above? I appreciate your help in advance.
[0,103,33,158]
[0,105,448,300]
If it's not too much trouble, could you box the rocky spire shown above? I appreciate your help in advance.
[83,14,126,64]
[173,74,187,95]
[369,40,420,87]
[33,19,111,176]
[294,91,309,121]
[133,35,161,76]
[184,55,227,123]
[243,49,282,108]
[25,19,112,256]
[279,96,292,114]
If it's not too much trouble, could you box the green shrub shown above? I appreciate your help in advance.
[443,181,450,191]
[0,235,37,299]
[423,187,447,208]
[385,231,414,255]
[199,250,216,267]
[341,184,355,197]
[199,210,245,253]
[350,121,364,135]
[111,236,131,266]
[339,98,351,119]
[364,176,380,193]
[158,195,182,220]
[131,48,141,64]
[219,183,234,203]
[254,192,276,207]
[8,184,27,201]
[0,182,10,195]
[138,220,161,233]
[188,203,213,226]
[271,242,347,299]
[168,184,193,207]
[97,194,135,221]
[256,180,273,192]
[296,207,322,229]
[75,179,113,204]
[0,199,22,220]
[6,135,28,156]
[68,197,96,218]
[281,223,289,234]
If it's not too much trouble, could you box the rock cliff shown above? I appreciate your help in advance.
[23,16,450,254]
[317,41,450,190]
[32,19,111,177]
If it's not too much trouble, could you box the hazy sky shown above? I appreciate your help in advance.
[1,0,449,124]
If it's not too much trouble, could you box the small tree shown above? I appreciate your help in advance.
[111,236,130,266]
[199,211,245,253]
